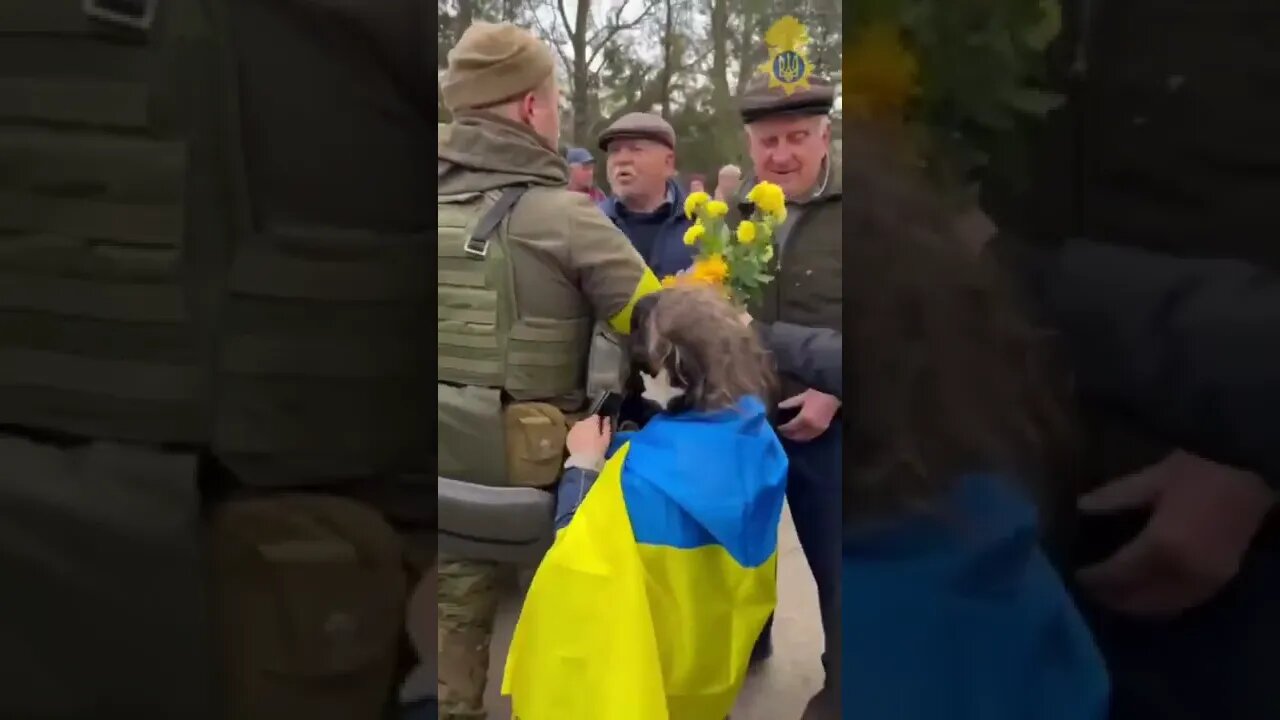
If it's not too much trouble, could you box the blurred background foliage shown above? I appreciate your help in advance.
[847,0,1063,203]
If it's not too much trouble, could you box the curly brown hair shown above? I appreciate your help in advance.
[630,286,777,412]
[845,120,1069,523]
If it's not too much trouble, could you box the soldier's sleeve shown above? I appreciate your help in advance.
[564,198,662,335]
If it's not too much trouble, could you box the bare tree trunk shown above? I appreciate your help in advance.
[735,7,757,97]
[709,0,740,163]
[570,0,591,146]
[659,0,675,118]
[558,0,661,145]
[710,0,731,113]
[811,0,839,77]
[456,0,475,36]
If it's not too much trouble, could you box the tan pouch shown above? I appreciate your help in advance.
[209,494,406,720]
[503,402,568,488]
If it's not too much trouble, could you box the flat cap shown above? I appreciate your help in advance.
[737,74,836,124]
[441,22,556,112]
[597,112,676,151]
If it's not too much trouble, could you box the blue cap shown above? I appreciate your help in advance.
[565,147,595,165]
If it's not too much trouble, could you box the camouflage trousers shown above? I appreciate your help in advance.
[438,552,509,720]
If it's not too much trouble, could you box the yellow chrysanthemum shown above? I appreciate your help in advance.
[747,181,786,216]
[845,23,919,122]
[683,191,711,220]
[683,223,706,246]
[736,220,758,244]
[704,200,729,219]
[690,254,729,285]
[660,274,680,289]
[771,205,787,224]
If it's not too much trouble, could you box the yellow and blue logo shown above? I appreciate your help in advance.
[758,16,812,95]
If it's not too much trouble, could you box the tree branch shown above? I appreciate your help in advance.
[556,0,572,36]
[584,2,621,52]
[586,0,658,69]
[530,9,572,76]
[589,72,665,138]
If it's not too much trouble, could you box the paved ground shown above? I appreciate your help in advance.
[482,505,824,719]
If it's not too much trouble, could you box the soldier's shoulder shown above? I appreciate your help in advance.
[512,186,617,234]
[519,185,598,210]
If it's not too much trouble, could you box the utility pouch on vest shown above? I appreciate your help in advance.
[209,494,406,720]
[0,433,213,719]
[438,383,507,487]
[504,401,567,489]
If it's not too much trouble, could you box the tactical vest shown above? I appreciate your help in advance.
[0,0,227,444]
[437,187,590,487]
[209,0,434,486]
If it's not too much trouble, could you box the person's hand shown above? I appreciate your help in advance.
[776,389,841,442]
[565,416,613,468]
[1076,450,1276,618]
[738,310,753,327]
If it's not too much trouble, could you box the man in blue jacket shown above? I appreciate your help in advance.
[597,112,696,278]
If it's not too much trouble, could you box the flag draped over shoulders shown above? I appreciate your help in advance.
[841,474,1110,720]
[503,396,787,720]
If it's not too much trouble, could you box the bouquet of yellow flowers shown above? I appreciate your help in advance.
[662,182,787,308]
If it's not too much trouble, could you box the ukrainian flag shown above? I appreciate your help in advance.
[502,396,788,720]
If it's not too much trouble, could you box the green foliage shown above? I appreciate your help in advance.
[855,0,1062,201]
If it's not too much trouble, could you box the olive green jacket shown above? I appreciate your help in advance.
[439,113,656,339]
[733,152,843,398]
[738,153,843,324]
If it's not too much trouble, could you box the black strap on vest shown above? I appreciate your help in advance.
[464,186,528,259]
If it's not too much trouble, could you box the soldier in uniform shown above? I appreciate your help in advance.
[436,21,662,720]
[730,74,843,718]
[0,1,435,718]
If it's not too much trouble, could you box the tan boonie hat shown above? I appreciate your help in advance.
[737,74,836,124]
[596,112,677,152]
[441,22,555,112]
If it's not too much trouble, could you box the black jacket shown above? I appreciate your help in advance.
[995,235,1280,487]
[755,322,843,400]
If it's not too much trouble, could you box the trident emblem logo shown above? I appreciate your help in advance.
[758,16,813,96]
[773,51,807,84]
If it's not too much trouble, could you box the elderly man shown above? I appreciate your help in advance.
[565,147,606,202]
[730,73,842,719]
[715,163,743,201]
[597,112,697,278]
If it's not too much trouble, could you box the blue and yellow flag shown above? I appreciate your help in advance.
[502,396,788,720]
